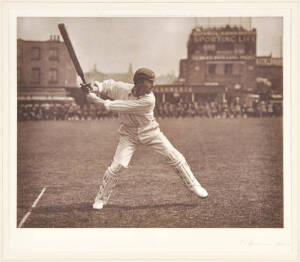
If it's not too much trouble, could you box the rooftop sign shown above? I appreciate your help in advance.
[192,35,256,43]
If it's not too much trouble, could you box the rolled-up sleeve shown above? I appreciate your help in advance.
[94,80,132,100]
[104,97,153,113]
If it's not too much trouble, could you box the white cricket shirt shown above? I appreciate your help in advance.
[94,80,159,135]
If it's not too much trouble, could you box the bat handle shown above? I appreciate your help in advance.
[81,76,87,85]
[79,75,91,94]
[80,82,92,94]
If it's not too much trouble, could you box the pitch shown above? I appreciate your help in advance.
[17,117,283,228]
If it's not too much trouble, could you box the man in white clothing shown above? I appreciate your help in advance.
[84,68,208,210]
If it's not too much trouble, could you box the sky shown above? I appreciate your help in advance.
[17,17,283,76]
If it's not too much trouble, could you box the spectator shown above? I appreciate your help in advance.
[17,98,282,121]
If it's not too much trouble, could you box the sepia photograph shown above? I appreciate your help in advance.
[16,16,285,229]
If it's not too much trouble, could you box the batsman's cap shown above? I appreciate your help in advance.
[133,68,155,83]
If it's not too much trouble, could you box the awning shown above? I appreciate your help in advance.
[18,96,74,102]
[154,85,225,94]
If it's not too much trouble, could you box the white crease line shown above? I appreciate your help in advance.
[32,187,46,208]
[18,212,31,229]
[18,187,46,228]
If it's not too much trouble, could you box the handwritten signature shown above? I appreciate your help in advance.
[240,240,290,247]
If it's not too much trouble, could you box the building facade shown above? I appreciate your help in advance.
[256,56,283,94]
[179,25,257,91]
[17,36,77,103]
[155,25,282,104]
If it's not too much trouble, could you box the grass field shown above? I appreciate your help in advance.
[17,117,283,228]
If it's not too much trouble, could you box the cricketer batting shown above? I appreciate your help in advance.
[85,68,208,210]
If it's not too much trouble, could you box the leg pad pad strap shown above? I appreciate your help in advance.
[174,161,201,189]
[96,168,118,204]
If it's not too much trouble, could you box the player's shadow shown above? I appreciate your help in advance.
[32,202,199,213]
[107,203,198,210]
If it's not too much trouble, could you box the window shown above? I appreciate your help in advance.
[49,68,58,83]
[218,42,234,51]
[234,44,245,55]
[245,42,254,54]
[49,47,59,61]
[31,47,41,60]
[203,44,216,55]
[31,67,40,84]
[233,64,242,75]
[208,64,216,75]
[225,64,233,75]
[216,42,234,55]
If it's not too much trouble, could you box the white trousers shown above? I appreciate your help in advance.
[96,127,201,204]
[112,127,184,170]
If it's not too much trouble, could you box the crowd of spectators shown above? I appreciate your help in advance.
[18,103,117,121]
[17,99,282,122]
[154,100,282,119]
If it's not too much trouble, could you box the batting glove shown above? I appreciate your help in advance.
[80,83,92,94]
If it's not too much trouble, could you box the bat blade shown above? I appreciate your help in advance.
[58,23,86,84]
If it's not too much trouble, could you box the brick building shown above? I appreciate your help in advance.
[17,36,77,103]
[156,25,282,104]
[256,56,283,94]
[179,25,257,91]
[155,25,257,103]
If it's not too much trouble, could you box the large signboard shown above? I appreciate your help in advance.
[193,35,256,43]
[192,55,256,61]
[155,86,193,93]
[154,85,225,94]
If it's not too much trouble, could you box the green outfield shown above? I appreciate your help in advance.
[17,117,283,227]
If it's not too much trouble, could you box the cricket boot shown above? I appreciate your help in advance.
[175,161,208,198]
[166,150,208,198]
[93,167,118,210]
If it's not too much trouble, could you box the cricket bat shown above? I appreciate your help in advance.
[58,23,90,93]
